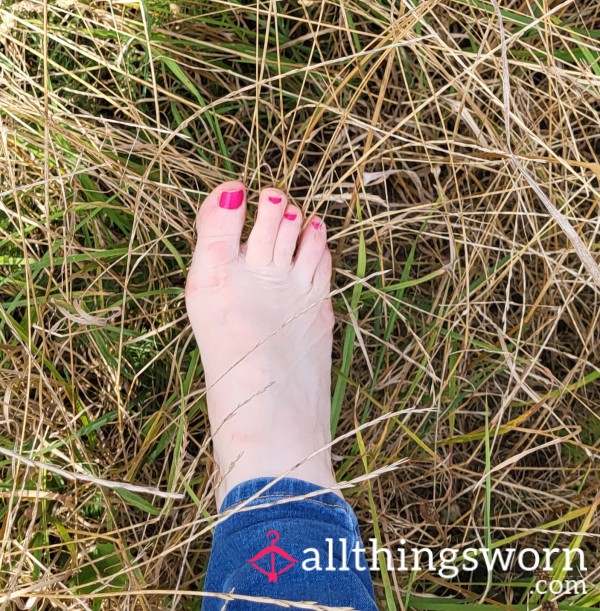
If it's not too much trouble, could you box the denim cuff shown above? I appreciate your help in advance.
[205,477,377,610]
[220,477,349,513]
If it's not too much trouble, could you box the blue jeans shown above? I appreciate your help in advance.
[203,478,377,610]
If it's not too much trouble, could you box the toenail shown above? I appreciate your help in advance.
[311,219,321,229]
[284,212,297,220]
[268,195,282,204]
[219,189,244,209]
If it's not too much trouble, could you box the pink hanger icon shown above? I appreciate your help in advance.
[247,530,298,583]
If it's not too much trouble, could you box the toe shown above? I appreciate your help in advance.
[313,249,335,328]
[311,246,333,297]
[186,181,246,293]
[245,187,287,266]
[195,180,246,263]
[273,204,302,269]
[293,216,328,286]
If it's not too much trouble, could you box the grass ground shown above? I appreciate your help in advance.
[1,0,599,609]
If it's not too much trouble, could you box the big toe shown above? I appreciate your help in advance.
[186,181,246,291]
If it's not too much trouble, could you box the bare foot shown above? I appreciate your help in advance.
[185,181,338,506]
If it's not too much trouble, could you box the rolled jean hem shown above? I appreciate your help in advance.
[204,477,378,611]
[219,477,349,514]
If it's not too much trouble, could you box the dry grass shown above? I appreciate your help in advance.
[1,0,599,609]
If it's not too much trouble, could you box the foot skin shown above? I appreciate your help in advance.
[185,181,338,506]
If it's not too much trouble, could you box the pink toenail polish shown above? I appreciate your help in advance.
[284,212,297,220]
[219,189,244,209]
[311,219,321,229]
[268,195,282,204]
